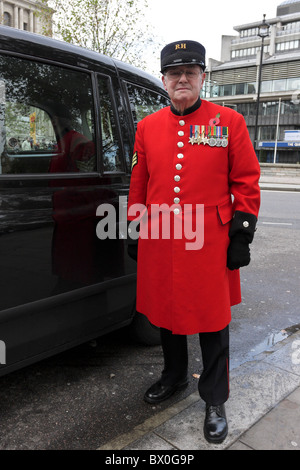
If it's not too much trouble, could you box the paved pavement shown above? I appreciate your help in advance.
[99,173,300,452]
[99,327,300,451]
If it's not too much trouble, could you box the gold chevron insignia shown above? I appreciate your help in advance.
[131,151,138,170]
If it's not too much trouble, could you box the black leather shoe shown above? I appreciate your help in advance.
[204,404,228,444]
[144,379,188,404]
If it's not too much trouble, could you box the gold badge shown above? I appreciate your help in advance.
[131,151,138,170]
[175,43,186,50]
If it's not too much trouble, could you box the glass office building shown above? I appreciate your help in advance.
[204,0,300,163]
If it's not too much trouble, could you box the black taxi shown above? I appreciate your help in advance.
[0,25,169,375]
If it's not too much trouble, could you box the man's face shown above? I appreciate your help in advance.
[162,65,205,111]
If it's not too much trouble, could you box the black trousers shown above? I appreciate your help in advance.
[160,326,229,406]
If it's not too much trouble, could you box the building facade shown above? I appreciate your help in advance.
[0,0,52,35]
[204,0,300,163]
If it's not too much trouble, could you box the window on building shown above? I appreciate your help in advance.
[3,12,12,27]
[235,83,246,95]
[232,46,269,59]
[200,81,211,98]
[222,84,233,96]
[260,126,276,141]
[236,103,250,116]
[246,82,257,94]
[211,84,220,97]
[261,81,272,93]
[276,40,300,52]
[273,79,287,92]
[206,75,300,99]
[265,102,280,116]
[249,103,257,115]
[240,27,259,38]
[281,101,300,116]
[282,21,300,31]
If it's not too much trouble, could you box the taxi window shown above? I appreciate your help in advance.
[0,54,96,175]
[126,83,169,128]
[97,76,123,172]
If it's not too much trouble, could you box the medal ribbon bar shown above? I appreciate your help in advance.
[189,125,229,146]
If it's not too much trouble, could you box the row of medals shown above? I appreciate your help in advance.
[189,135,228,147]
[189,125,229,147]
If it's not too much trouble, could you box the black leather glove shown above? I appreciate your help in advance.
[227,233,250,270]
[227,210,257,270]
[228,211,257,243]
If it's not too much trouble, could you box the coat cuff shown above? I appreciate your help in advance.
[229,211,257,243]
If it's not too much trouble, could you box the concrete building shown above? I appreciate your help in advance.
[205,0,300,163]
[0,0,52,35]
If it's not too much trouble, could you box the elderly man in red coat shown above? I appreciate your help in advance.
[127,40,260,444]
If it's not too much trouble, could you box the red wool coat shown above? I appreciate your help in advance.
[128,100,260,334]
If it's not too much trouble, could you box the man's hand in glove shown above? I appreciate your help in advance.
[227,233,251,270]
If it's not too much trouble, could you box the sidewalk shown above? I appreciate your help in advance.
[99,174,300,452]
[99,328,300,451]
[259,173,300,191]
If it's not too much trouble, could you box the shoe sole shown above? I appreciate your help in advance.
[143,381,189,404]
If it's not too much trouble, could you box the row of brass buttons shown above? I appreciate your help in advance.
[173,120,186,213]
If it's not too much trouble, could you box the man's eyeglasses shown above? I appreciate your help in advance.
[164,69,201,80]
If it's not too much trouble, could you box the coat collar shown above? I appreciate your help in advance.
[170,97,202,116]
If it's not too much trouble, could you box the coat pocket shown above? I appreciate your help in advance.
[217,199,233,226]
